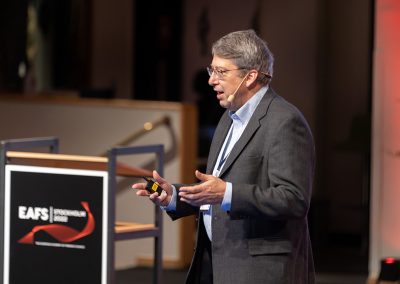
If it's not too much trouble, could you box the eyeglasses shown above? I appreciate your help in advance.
[260,72,272,79]
[206,66,272,79]
[206,66,245,79]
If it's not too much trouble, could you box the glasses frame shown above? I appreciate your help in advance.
[206,66,272,80]
[206,66,246,79]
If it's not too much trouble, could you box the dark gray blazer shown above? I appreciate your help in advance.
[169,88,316,284]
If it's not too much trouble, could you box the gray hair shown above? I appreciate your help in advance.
[211,30,274,85]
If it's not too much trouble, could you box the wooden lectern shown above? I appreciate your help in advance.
[0,137,164,284]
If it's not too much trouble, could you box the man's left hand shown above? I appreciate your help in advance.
[178,170,226,206]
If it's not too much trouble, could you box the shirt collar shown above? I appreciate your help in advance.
[229,86,269,125]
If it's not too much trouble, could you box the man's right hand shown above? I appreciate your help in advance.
[132,170,173,207]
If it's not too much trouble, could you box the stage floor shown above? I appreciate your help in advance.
[116,267,368,284]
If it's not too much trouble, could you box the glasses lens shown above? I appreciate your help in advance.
[206,67,213,76]
[207,67,224,78]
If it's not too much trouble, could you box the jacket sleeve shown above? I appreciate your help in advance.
[166,184,200,221]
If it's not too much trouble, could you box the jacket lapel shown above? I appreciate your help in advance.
[206,112,232,174]
[218,88,276,177]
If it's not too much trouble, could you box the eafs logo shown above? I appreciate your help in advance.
[18,201,95,245]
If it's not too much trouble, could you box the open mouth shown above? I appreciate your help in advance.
[216,91,224,99]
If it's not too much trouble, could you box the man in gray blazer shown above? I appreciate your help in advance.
[133,29,315,284]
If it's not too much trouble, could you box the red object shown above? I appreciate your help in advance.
[385,257,397,264]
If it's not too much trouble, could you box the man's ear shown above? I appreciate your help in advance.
[245,70,259,87]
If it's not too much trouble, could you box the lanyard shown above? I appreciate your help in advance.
[201,126,234,213]
[217,126,234,172]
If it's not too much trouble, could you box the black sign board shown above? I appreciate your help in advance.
[3,165,108,284]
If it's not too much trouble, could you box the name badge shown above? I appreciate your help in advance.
[200,204,210,211]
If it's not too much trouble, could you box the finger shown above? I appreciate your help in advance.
[178,191,190,199]
[131,182,146,190]
[195,170,212,182]
[179,185,202,194]
[157,190,171,207]
[159,190,167,199]
[150,191,168,206]
[179,192,201,202]
[136,189,150,197]
[149,191,158,198]
[153,170,167,185]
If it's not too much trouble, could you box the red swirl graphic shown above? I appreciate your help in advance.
[18,202,95,244]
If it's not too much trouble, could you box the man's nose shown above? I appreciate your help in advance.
[208,74,219,86]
